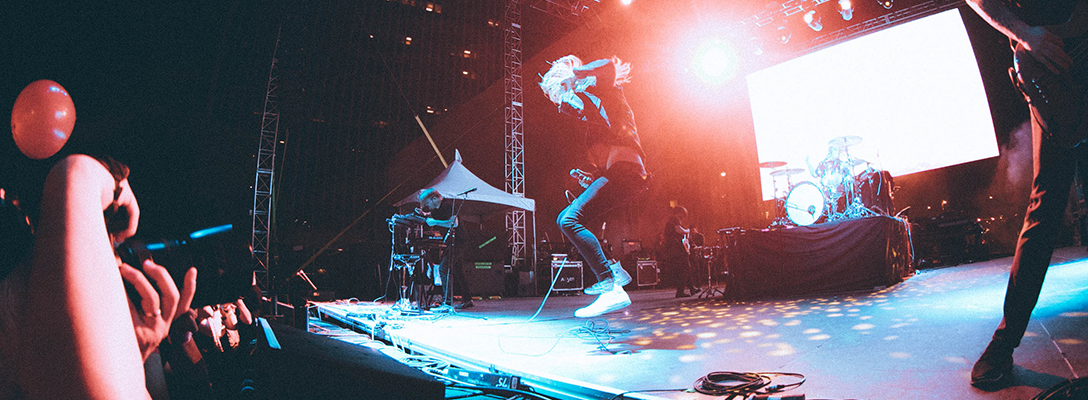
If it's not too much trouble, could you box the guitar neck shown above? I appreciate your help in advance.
[1043,0,1088,39]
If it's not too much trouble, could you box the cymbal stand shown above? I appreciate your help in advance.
[842,191,878,219]
[697,229,740,299]
[694,247,724,299]
[769,169,792,227]
[828,166,877,221]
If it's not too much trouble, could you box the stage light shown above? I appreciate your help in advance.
[803,10,822,31]
[777,25,791,44]
[750,36,764,55]
[879,0,893,9]
[621,0,633,5]
[839,0,853,20]
[691,39,738,85]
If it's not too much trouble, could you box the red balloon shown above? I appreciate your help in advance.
[11,80,76,159]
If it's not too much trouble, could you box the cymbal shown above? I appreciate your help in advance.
[829,135,863,148]
[769,168,805,177]
[758,161,787,169]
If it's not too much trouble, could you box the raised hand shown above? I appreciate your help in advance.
[120,260,197,360]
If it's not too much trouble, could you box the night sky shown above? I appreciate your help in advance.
[3,1,278,237]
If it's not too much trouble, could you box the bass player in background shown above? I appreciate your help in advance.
[662,206,696,298]
[965,0,1083,389]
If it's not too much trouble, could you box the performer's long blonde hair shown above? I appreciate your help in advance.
[539,55,631,105]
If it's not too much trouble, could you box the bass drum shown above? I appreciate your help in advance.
[785,182,826,226]
[855,169,895,215]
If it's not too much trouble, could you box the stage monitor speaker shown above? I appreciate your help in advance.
[251,319,443,400]
[464,260,504,296]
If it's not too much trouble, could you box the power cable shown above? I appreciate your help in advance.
[693,371,805,399]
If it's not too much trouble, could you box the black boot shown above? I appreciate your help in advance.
[971,340,1014,389]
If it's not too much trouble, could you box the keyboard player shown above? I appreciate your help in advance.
[391,189,473,310]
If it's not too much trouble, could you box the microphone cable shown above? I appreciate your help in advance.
[693,371,805,399]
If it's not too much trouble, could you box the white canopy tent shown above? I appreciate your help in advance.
[394,150,535,216]
[394,150,537,269]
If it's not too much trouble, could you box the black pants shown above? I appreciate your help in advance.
[992,107,1088,349]
[437,246,470,305]
[662,246,693,293]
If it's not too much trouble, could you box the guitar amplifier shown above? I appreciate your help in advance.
[465,260,504,296]
[550,261,583,292]
[636,260,659,287]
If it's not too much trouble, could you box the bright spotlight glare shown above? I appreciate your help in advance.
[621,0,633,4]
[692,40,737,85]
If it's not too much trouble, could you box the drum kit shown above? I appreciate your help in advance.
[764,135,893,227]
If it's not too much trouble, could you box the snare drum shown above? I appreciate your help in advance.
[785,182,826,226]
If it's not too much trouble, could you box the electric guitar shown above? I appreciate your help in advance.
[1010,1,1088,148]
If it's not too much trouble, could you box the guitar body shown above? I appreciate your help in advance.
[1013,41,1088,148]
[1011,2,1088,148]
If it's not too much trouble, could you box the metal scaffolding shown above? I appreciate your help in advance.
[504,0,527,270]
[251,29,282,294]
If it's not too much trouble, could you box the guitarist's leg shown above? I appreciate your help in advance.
[558,175,645,282]
[557,176,617,285]
[559,173,645,318]
[974,113,1078,387]
[995,116,1077,349]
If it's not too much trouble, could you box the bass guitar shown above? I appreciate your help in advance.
[1010,1,1088,148]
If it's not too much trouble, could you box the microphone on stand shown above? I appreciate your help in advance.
[457,188,477,196]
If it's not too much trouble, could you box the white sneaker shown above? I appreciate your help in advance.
[584,261,632,295]
[610,260,632,288]
[575,283,630,318]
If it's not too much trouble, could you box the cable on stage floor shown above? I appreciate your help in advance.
[496,318,631,356]
[525,259,569,322]
[572,319,630,354]
[399,354,450,371]
[692,371,805,399]
[445,384,556,400]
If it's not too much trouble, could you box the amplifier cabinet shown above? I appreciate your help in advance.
[465,260,504,296]
[550,261,583,292]
[636,260,659,287]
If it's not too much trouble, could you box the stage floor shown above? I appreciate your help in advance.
[311,246,1088,400]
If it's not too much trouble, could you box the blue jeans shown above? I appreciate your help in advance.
[557,163,647,282]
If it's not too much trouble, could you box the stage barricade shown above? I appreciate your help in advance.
[729,216,913,299]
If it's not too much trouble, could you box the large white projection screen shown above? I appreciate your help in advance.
[747,9,999,201]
